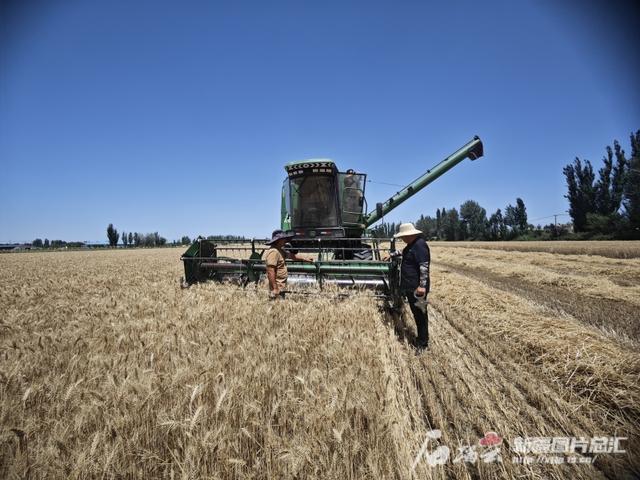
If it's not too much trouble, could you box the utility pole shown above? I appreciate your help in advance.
[552,213,569,238]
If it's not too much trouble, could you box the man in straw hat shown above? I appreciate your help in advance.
[394,222,430,351]
[265,229,313,299]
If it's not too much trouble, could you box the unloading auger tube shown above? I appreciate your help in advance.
[180,136,484,307]
[364,135,484,226]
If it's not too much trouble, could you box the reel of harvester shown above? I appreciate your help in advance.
[180,236,403,308]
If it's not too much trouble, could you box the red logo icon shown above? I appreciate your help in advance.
[479,432,502,447]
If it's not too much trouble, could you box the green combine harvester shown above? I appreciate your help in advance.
[181,136,484,308]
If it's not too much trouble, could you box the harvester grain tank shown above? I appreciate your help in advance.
[181,136,484,307]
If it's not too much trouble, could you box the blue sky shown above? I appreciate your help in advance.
[1,0,638,242]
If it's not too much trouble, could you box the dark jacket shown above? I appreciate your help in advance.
[400,237,430,292]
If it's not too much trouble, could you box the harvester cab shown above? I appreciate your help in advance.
[280,161,374,261]
[282,161,367,241]
[181,136,484,308]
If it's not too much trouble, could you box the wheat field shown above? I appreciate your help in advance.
[435,240,640,259]
[1,244,639,479]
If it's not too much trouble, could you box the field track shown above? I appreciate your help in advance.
[1,244,639,479]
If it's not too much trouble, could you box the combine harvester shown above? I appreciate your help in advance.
[181,136,484,309]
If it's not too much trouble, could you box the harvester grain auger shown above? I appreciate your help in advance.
[181,136,484,308]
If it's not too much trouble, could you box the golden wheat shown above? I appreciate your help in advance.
[436,240,640,259]
[1,247,638,479]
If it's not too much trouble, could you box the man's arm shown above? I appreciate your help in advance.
[286,252,314,263]
[382,249,402,261]
[265,250,280,294]
[267,266,278,293]
[416,240,430,295]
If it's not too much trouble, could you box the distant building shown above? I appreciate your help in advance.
[0,244,31,251]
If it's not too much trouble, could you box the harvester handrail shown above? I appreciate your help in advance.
[196,237,396,243]
[183,256,391,264]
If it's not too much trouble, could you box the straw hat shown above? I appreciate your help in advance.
[394,223,423,238]
[266,229,294,245]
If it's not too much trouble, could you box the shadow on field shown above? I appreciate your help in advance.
[381,306,417,347]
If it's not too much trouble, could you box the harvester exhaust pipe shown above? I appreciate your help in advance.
[364,136,484,227]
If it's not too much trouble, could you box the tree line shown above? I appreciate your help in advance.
[562,130,639,239]
[370,197,534,240]
[31,239,85,248]
[107,224,168,247]
[106,225,247,247]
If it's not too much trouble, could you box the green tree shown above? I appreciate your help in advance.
[623,130,640,236]
[563,158,596,232]
[128,232,133,245]
[107,224,119,247]
[143,234,154,247]
[563,131,639,237]
[585,212,624,238]
[441,208,461,241]
[488,209,506,240]
[44,238,50,248]
[504,204,518,238]
[503,199,527,238]
[370,221,397,238]
[460,200,488,240]
[439,208,446,240]
[181,236,192,245]
[122,231,128,247]
[32,238,43,248]
[415,215,437,239]
[515,198,528,232]
[611,140,628,213]
[596,149,613,215]
[595,141,627,216]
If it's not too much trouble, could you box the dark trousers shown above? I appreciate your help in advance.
[405,292,429,347]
